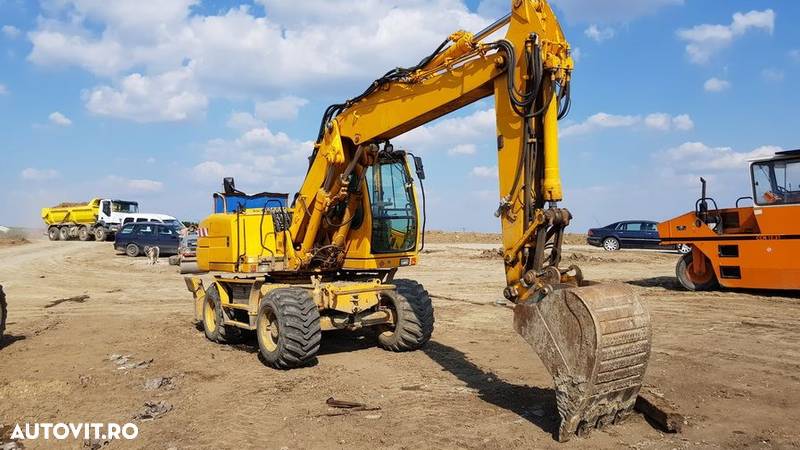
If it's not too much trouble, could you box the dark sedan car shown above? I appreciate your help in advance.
[114,222,180,257]
[587,221,663,251]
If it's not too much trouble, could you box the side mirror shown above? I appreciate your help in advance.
[413,156,426,180]
[223,177,236,195]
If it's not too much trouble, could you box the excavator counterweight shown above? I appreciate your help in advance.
[185,0,652,441]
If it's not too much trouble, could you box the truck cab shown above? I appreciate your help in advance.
[98,199,139,230]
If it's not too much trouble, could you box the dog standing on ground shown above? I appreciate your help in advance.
[144,246,160,265]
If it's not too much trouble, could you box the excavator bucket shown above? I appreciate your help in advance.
[513,281,651,441]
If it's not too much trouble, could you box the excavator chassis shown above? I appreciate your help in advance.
[513,281,651,441]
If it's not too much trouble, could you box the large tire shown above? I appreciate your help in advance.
[94,227,108,242]
[0,285,6,344]
[676,252,718,291]
[48,227,60,241]
[59,227,70,241]
[602,237,620,252]
[78,226,92,241]
[256,288,321,369]
[202,284,243,344]
[125,243,140,257]
[377,279,434,351]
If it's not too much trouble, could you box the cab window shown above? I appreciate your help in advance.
[119,225,134,235]
[365,159,417,253]
[752,159,800,205]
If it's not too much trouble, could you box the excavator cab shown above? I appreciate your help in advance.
[366,150,420,254]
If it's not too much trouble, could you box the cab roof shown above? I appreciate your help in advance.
[751,149,800,163]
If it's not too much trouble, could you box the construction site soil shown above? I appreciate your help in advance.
[1,233,798,449]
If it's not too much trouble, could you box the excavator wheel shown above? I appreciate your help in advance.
[513,282,651,442]
[376,279,434,352]
[202,284,243,344]
[0,285,6,344]
[256,288,321,369]
[676,252,718,291]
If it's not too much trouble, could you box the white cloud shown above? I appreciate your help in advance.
[448,144,477,156]
[397,108,495,153]
[571,47,582,62]
[20,168,59,181]
[562,113,639,137]
[48,111,72,126]
[704,77,731,92]
[562,112,692,137]
[2,25,20,39]
[584,25,614,42]
[671,114,694,131]
[659,142,780,171]
[761,68,784,83]
[104,176,164,193]
[226,111,263,130]
[0,84,7,95]
[255,96,309,121]
[83,65,208,122]
[28,0,490,113]
[193,124,313,189]
[677,9,775,64]
[471,165,498,178]
[790,49,800,63]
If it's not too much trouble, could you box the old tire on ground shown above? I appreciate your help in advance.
[202,284,243,344]
[58,227,70,241]
[602,237,620,252]
[676,252,718,291]
[168,255,181,266]
[94,227,107,242]
[48,227,60,241]
[377,279,434,351]
[0,285,6,344]
[256,288,321,369]
[78,226,92,241]
[125,243,140,257]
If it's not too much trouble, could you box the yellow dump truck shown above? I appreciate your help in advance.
[41,198,139,241]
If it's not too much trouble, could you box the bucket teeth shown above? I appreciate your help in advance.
[513,282,651,442]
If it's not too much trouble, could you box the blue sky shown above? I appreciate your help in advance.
[0,0,798,232]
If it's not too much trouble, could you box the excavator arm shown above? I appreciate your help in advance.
[285,0,651,440]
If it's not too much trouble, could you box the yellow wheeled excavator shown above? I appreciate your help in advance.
[185,0,651,441]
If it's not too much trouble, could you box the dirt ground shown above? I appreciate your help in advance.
[1,235,799,449]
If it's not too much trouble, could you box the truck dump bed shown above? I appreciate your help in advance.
[41,199,100,226]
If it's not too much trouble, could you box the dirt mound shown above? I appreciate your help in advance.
[425,231,501,244]
[476,248,503,259]
[53,202,87,208]
[0,229,30,248]
[426,231,586,245]
[562,233,587,245]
